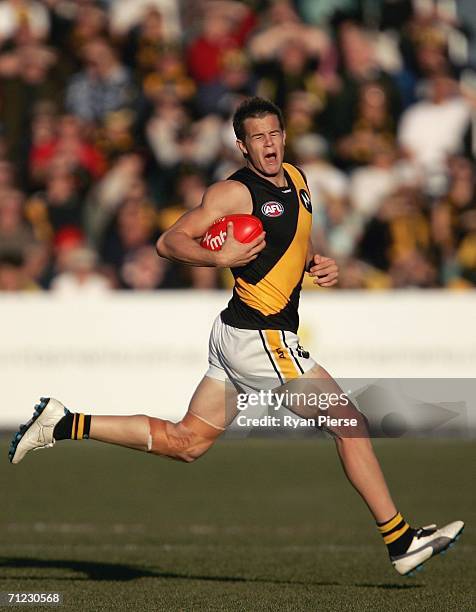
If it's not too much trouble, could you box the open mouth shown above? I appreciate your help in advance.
[265,152,277,161]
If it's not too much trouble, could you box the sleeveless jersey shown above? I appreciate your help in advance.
[220,162,312,333]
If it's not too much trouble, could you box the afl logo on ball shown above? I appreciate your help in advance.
[299,189,312,213]
[261,201,284,217]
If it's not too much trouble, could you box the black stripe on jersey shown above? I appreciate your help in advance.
[258,330,284,386]
[281,331,304,374]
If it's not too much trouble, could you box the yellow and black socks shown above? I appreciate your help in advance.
[377,512,416,556]
[53,413,92,440]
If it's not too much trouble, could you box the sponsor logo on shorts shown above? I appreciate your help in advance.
[261,201,284,217]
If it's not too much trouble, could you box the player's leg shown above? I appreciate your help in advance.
[286,363,397,522]
[283,363,464,575]
[9,376,237,464]
[9,315,236,465]
[90,376,234,461]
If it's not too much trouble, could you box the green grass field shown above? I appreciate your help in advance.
[0,437,474,612]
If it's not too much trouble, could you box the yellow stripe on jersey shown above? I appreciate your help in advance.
[264,330,300,380]
[71,414,77,440]
[235,163,312,316]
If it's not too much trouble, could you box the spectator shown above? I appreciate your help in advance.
[26,160,84,237]
[0,0,473,291]
[398,73,470,183]
[187,2,255,86]
[325,20,401,147]
[68,3,108,55]
[254,39,324,112]
[84,153,146,247]
[0,160,16,191]
[348,142,420,222]
[142,45,196,107]
[0,251,33,291]
[110,0,181,43]
[50,246,112,295]
[30,114,106,184]
[121,245,183,290]
[293,133,358,259]
[0,43,59,165]
[65,38,137,124]
[358,190,433,285]
[0,0,50,45]
[283,91,320,154]
[0,189,34,257]
[249,0,329,65]
[23,239,52,289]
[95,109,136,162]
[100,197,159,286]
[458,0,476,70]
[432,155,476,287]
[389,250,437,288]
[335,81,396,169]
[146,93,222,170]
[194,48,254,116]
[122,7,168,80]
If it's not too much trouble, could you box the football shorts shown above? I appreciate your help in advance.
[206,314,316,393]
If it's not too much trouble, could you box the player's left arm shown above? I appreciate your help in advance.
[306,238,339,287]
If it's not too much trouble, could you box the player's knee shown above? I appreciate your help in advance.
[147,417,192,460]
[179,438,215,463]
[323,403,370,440]
[147,417,217,462]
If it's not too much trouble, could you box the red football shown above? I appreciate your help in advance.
[200,214,263,251]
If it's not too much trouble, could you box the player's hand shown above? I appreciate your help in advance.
[215,222,266,268]
[308,254,338,287]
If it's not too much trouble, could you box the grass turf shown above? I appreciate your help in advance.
[0,437,474,611]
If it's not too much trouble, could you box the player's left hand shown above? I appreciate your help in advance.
[308,254,339,287]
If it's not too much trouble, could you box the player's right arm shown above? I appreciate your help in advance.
[156,180,266,268]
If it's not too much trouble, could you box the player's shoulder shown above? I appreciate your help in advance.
[202,179,252,215]
[204,179,251,202]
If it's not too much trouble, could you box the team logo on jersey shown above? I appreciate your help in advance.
[261,201,284,217]
[299,189,312,213]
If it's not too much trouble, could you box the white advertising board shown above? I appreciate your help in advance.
[0,291,475,428]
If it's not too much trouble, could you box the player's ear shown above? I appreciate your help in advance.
[236,139,248,159]
[282,130,286,146]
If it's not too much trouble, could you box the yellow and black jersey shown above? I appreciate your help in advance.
[221,162,312,333]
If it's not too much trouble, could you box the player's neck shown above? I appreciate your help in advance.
[245,161,287,188]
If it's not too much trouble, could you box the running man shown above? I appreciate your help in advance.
[9,97,463,576]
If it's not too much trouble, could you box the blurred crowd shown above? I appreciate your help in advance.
[0,0,476,293]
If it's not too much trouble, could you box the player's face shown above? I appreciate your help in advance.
[237,114,286,177]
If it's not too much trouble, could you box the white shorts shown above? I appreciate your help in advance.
[206,315,316,393]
